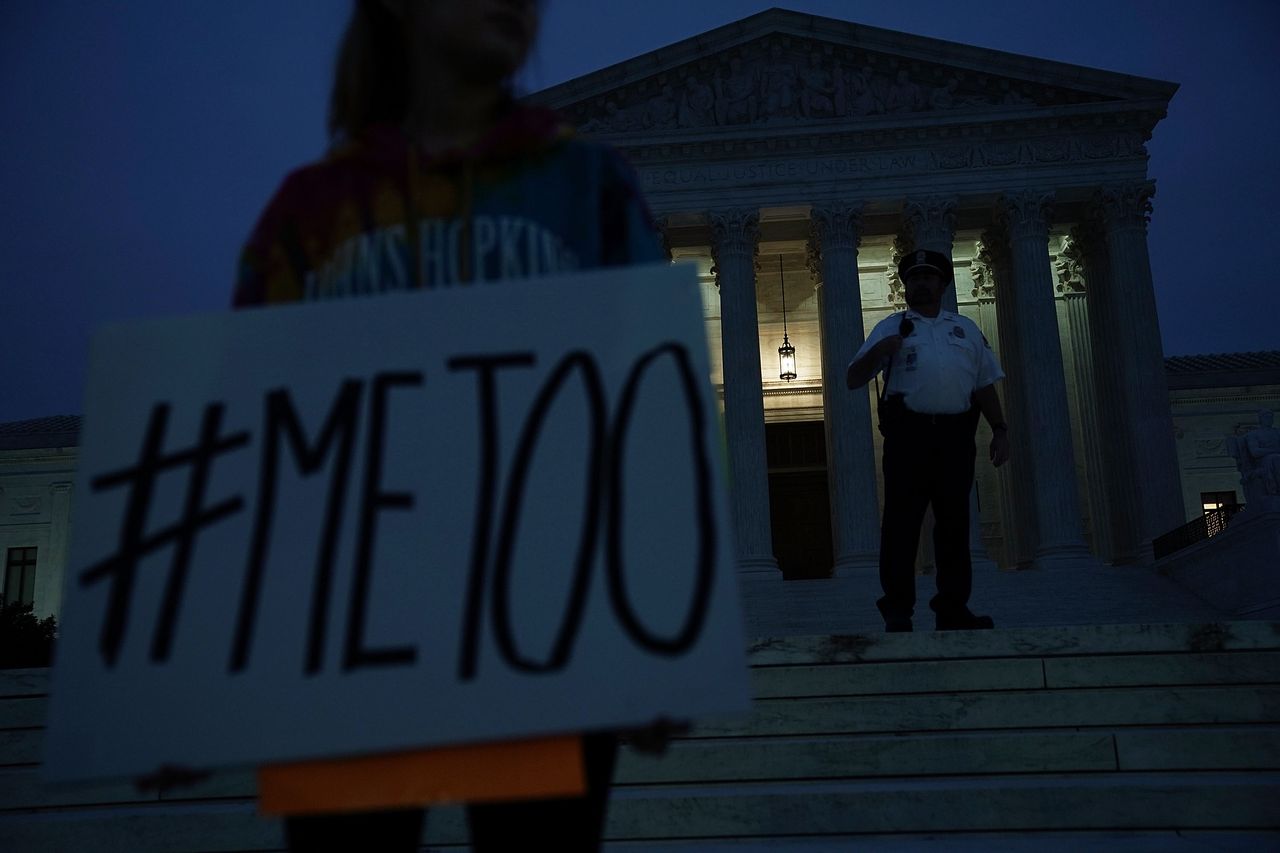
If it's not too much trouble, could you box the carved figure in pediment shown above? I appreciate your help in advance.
[929,77,960,110]
[716,56,758,125]
[844,65,887,115]
[886,69,923,113]
[1228,409,1280,512]
[798,52,836,119]
[643,84,678,129]
[759,43,798,120]
[580,100,640,133]
[678,76,717,128]
[1033,139,1070,162]
[1000,80,1034,105]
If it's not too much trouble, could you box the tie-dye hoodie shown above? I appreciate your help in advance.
[234,105,665,307]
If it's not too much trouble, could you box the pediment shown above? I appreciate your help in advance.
[530,9,1176,137]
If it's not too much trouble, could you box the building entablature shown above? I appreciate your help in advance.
[604,99,1166,155]
[530,10,1175,231]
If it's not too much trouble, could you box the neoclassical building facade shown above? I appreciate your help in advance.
[532,9,1185,577]
[6,13,1230,621]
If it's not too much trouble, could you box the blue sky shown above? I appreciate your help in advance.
[2,1,1277,422]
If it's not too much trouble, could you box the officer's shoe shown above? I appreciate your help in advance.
[877,598,913,633]
[935,610,995,631]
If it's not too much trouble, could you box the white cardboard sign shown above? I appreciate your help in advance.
[45,263,750,780]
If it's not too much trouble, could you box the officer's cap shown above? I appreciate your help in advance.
[898,249,953,282]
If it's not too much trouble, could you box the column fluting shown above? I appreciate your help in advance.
[710,208,779,575]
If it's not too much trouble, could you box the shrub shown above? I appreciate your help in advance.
[0,601,57,669]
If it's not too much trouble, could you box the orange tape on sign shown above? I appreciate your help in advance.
[258,735,585,815]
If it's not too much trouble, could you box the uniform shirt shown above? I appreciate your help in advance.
[852,309,1004,414]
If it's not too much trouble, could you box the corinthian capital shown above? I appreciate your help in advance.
[1055,234,1087,293]
[1069,219,1107,264]
[884,232,915,307]
[975,224,1011,298]
[998,189,1055,240]
[805,240,823,282]
[809,203,864,254]
[970,244,997,299]
[903,195,958,251]
[1095,182,1155,231]
[807,202,864,281]
[709,208,760,272]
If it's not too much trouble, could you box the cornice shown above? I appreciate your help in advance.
[529,9,1177,110]
[605,97,1163,150]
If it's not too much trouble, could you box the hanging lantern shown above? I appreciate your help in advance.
[777,254,797,381]
[778,334,797,382]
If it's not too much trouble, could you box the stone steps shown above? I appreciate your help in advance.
[1,621,1277,850]
[618,726,1280,783]
[601,772,1280,837]
[1,772,1276,850]
[599,833,1280,852]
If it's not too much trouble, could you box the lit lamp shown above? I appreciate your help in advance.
[777,254,797,381]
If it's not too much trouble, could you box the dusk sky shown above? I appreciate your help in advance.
[3,1,1277,424]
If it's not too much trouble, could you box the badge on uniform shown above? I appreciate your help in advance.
[904,349,918,371]
[951,326,966,339]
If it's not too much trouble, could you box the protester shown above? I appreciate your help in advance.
[234,1,667,849]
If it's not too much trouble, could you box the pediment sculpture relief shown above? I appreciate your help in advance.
[573,37,1092,134]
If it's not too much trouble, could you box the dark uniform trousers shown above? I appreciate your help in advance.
[877,396,981,623]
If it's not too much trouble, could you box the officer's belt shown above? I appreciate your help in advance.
[882,395,977,426]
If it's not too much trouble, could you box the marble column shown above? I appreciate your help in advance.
[997,191,1091,567]
[1095,184,1185,559]
[971,292,1007,563]
[1059,235,1116,564]
[979,228,1037,568]
[1072,220,1140,563]
[40,481,73,620]
[652,216,673,262]
[808,203,879,574]
[903,195,960,312]
[1062,290,1114,561]
[710,208,779,576]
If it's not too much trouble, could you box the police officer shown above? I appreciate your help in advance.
[847,249,1010,632]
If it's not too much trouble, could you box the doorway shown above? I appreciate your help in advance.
[766,421,834,580]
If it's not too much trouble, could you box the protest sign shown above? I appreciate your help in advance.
[45,262,750,782]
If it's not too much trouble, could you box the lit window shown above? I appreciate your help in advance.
[1200,492,1239,538]
[1201,491,1236,514]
